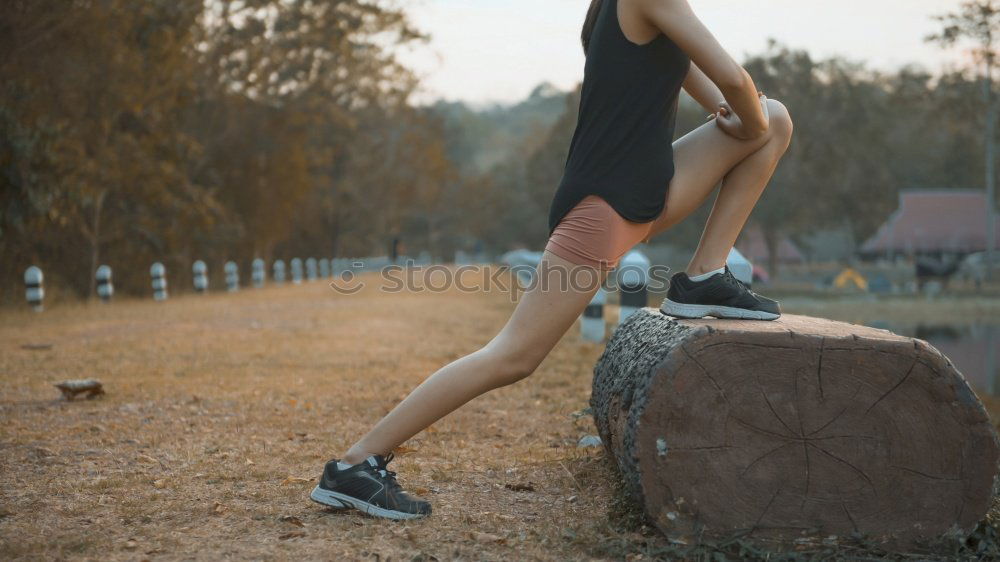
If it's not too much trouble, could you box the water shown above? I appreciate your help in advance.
[869,322,1000,395]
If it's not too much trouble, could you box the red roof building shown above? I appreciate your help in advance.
[861,189,1000,256]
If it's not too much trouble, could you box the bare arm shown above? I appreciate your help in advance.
[682,62,725,114]
[639,0,768,138]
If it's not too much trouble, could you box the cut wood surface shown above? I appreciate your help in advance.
[591,309,1000,547]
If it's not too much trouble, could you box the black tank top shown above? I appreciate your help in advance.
[547,0,690,236]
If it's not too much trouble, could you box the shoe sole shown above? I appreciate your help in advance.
[659,299,780,321]
[310,485,429,520]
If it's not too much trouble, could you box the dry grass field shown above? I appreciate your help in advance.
[0,269,656,561]
[2,268,999,561]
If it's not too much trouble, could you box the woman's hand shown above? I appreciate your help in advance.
[710,93,769,140]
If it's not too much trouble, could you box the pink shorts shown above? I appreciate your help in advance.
[545,195,666,269]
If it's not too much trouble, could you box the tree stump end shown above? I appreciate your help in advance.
[591,309,1000,549]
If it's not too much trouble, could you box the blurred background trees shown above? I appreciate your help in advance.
[1,0,440,299]
[0,0,992,301]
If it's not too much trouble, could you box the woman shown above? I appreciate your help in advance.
[310,0,793,519]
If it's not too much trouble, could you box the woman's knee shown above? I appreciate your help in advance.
[765,98,793,147]
[496,355,540,387]
[484,344,542,387]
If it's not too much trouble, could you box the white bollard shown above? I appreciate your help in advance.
[291,258,303,284]
[581,288,606,342]
[273,260,286,284]
[150,262,168,301]
[252,258,266,288]
[95,265,113,302]
[192,260,209,293]
[24,266,44,312]
[225,261,239,292]
[319,258,330,279]
[306,257,318,281]
[617,250,650,324]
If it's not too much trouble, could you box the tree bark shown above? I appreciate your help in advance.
[591,309,999,548]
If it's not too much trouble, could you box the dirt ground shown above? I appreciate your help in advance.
[2,269,998,561]
[0,269,659,561]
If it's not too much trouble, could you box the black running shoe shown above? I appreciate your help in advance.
[660,266,781,320]
[310,453,431,520]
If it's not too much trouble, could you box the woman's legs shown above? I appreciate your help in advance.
[342,251,606,464]
[647,98,794,274]
[339,99,793,465]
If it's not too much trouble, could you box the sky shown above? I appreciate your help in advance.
[396,0,975,105]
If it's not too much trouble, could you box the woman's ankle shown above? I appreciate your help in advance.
[686,262,725,277]
[342,445,378,465]
[685,266,725,281]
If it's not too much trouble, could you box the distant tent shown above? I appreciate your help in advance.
[833,268,868,291]
[735,223,804,264]
[861,189,1000,256]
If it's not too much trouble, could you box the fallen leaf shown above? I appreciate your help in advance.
[392,445,419,456]
[411,486,430,496]
[470,531,505,544]
[280,515,304,527]
[210,502,226,515]
[504,482,535,492]
[123,540,138,550]
[152,479,167,489]
[245,458,254,465]
[136,454,158,464]
[279,531,306,540]
[280,477,312,486]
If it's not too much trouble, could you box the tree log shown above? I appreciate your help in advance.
[591,309,999,548]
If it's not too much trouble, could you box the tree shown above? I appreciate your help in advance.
[737,43,896,272]
[928,0,1000,278]
[0,0,437,300]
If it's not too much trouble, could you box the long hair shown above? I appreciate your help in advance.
[581,0,604,55]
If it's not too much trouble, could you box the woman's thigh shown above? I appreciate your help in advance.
[486,250,608,371]
[645,117,772,238]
